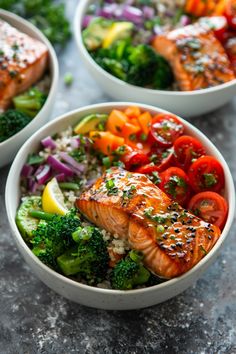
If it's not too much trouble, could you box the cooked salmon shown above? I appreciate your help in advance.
[0,19,48,110]
[76,168,221,278]
[152,23,235,91]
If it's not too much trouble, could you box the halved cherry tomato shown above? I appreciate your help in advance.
[148,147,174,172]
[188,156,225,193]
[122,151,150,171]
[188,191,228,229]
[173,135,206,171]
[135,164,161,185]
[159,167,191,206]
[149,114,184,148]
[225,0,236,30]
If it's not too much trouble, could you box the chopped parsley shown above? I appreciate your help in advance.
[106,179,118,196]
[203,173,217,187]
[122,185,136,204]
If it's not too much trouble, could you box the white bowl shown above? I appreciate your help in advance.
[5,102,235,310]
[74,0,236,118]
[0,9,59,168]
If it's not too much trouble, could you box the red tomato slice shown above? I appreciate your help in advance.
[225,0,236,30]
[122,151,150,171]
[188,191,228,229]
[188,156,225,193]
[173,135,206,171]
[149,114,184,148]
[159,167,191,206]
[135,164,161,185]
[147,147,174,172]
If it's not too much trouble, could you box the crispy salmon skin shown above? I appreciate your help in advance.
[76,168,221,279]
[0,19,48,110]
[152,23,235,91]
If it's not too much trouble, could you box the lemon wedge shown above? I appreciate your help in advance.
[42,177,68,215]
[102,22,133,49]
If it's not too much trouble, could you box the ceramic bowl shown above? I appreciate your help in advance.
[0,9,59,168]
[5,102,235,310]
[74,0,236,118]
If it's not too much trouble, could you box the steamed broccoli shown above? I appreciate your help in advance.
[110,250,150,290]
[0,109,31,143]
[127,44,173,88]
[13,88,47,118]
[92,41,173,89]
[32,210,81,269]
[57,226,109,284]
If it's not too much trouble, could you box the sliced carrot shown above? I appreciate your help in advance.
[185,0,198,13]
[124,106,141,119]
[90,131,125,155]
[195,0,207,16]
[106,109,128,135]
[137,111,152,135]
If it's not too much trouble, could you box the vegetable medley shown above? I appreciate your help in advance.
[16,106,228,290]
[82,0,236,90]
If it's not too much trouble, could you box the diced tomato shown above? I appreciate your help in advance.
[122,151,150,171]
[188,191,228,229]
[173,135,206,171]
[90,131,125,155]
[149,113,184,148]
[106,109,128,135]
[159,167,191,206]
[188,156,225,193]
[137,111,152,135]
[124,106,141,119]
[148,147,174,172]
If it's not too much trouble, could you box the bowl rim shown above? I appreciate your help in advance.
[5,101,236,296]
[74,0,236,97]
[0,8,59,147]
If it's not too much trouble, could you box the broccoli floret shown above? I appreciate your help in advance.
[32,210,81,269]
[13,87,47,118]
[57,226,109,284]
[152,54,174,89]
[126,44,173,89]
[0,109,31,143]
[95,57,127,81]
[110,250,150,290]
[126,44,158,86]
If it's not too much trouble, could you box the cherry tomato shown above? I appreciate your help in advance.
[159,167,191,206]
[225,0,236,30]
[148,147,174,172]
[188,191,228,229]
[149,114,184,148]
[173,135,206,171]
[122,151,150,171]
[135,164,161,185]
[188,156,225,193]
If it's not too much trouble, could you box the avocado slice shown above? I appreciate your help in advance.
[74,114,108,134]
[16,196,42,242]
[82,17,113,51]
[102,22,134,49]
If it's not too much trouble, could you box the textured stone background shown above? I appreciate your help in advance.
[0,1,236,353]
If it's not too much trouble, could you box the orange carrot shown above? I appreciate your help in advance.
[106,109,127,135]
[90,131,125,155]
[137,111,152,135]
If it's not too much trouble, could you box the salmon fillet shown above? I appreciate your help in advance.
[152,23,235,91]
[0,19,48,110]
[76,168,221,278]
